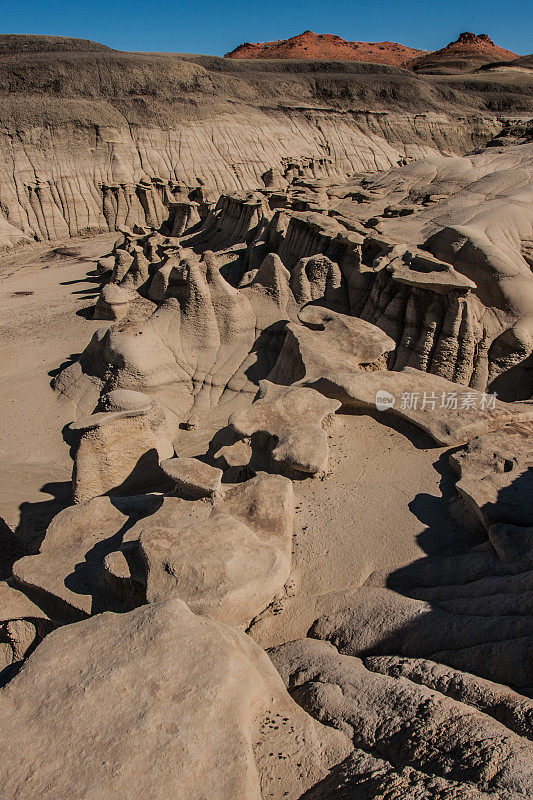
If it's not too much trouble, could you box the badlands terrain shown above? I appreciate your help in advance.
[0,32,533,800]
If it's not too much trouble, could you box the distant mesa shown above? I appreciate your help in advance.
[225,30,518,72]
[0,31,520,74]
[0,34,112,55]
[411,32,519,73]
[224,30,426,66]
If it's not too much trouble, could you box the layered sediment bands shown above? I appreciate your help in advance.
[185,192,272,254]
[54,247,294,434]
[271,637,533,798]
[2,41,529,249]
[269,143,533,395]
[0,111,493,249]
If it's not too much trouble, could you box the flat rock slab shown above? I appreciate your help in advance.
[307,366,533,446]
[391,250,477,293]
[0,600,349,800]
[0,581,48,624]
[69,406,151,432]
[114,473,294,628]
[230,380,341,476]
[299,304,395,364]
[160,456,222,497]
[100,388,155,413]
[269,305,394,386]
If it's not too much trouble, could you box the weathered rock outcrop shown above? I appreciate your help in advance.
[2,36,530,250]
[69,390,174,503]
[3,43,533,800]
[450,420,533,529]
[294,366,533,446]
[308,585,533,687]
[0,599,350,800]
[55,249,293,433]
[110,474,295,628]
[269,305,394,386]
[365,655,533,738]
[225,30,426,65]
[0,582,52,675]
[13,473,295,630]
[12,494,162,621]
[301,748,498,799]
[226,30,517,73]
[270,637,533,799]
[93,283,137,321]
[64,142,533,414]
[411,32,518,74]
[48,142,533,519]
[160,456,223,498]
[284,143,533,397]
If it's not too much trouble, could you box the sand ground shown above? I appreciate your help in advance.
[0,234,116,550]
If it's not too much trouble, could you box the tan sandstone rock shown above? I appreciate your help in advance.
[0,582,51,673]
[308,586,533,687]
[93,282,136,321]
[270,637,533,799]
[12,495,161,621]
[110,473,295,628]
[70,391,174,503]
[450,420,533,529]
[0,599,350,800]
[160,456,222,498]
[230,380,341,476]
[303,366,533,446]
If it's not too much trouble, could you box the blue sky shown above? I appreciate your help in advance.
[2,0,531,56]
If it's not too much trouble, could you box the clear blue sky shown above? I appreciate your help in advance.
[2,0,531,56]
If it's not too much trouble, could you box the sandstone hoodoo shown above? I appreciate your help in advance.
[0,23,533,800]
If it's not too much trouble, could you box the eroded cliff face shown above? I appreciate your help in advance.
[2,110,493,249]
[52,138,533,434]
[2,42,530,250]
[0,108,499,247]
